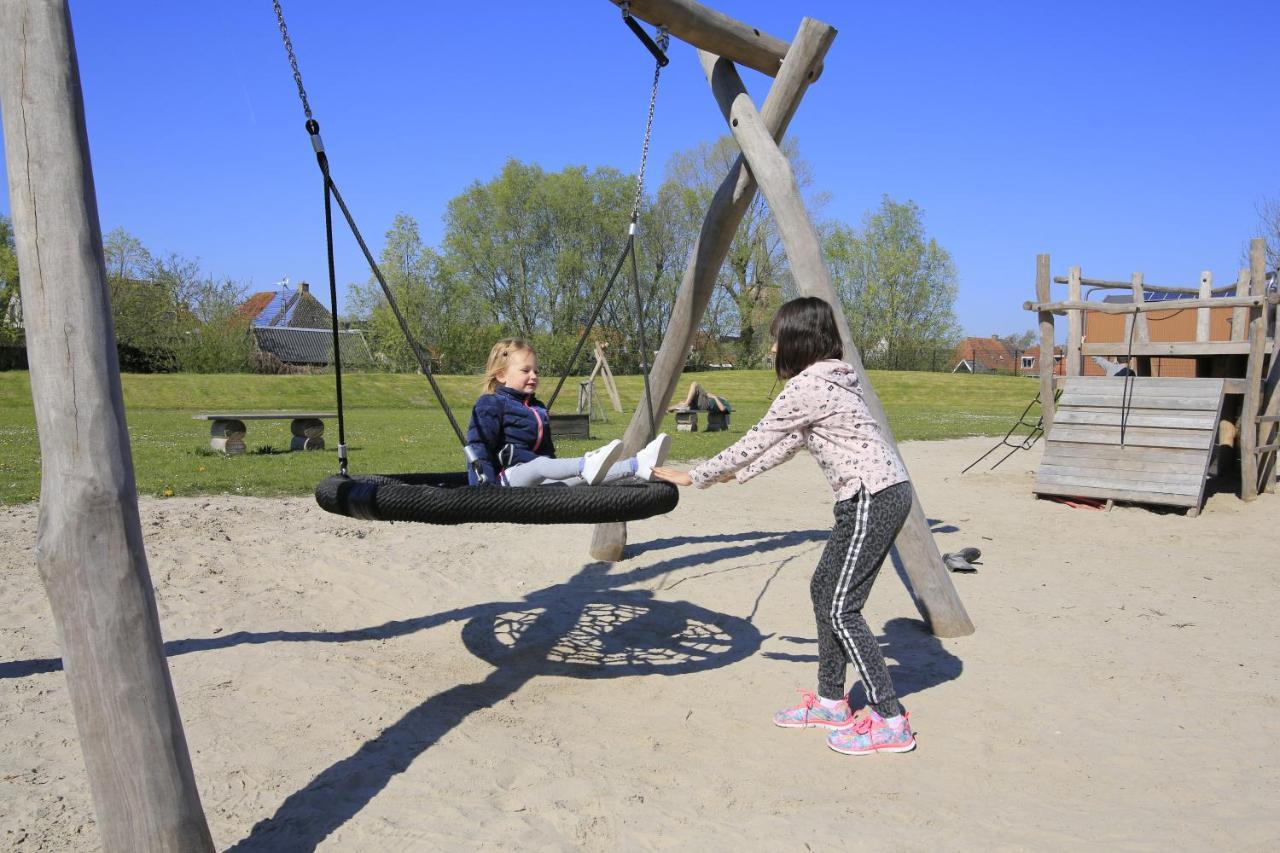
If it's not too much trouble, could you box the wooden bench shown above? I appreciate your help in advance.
[673,408,731,433]
[193,412,336,455]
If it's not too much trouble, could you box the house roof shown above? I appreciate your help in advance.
[952,337,1014,370]
[240,286,330,328]
[252,326,372,366]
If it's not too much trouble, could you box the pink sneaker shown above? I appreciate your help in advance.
[826,709,915,755]
[773,690,854,729]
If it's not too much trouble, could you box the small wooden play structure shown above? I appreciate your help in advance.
[548,342,623,439]
[1025,245,1279,513]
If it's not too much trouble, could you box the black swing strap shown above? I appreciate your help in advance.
[273,0,472,478]
[546,18,668,443]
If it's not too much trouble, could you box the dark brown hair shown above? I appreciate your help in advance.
[769,297,843,379]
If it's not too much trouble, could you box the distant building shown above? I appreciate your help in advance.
[951,337,1015,374]
[1016,345,1065,377]
[238,281,372,368]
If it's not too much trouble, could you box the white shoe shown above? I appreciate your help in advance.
[635,433,671,481]
[581,439,624,486]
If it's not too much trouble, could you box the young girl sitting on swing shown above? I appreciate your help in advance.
[466,338,670,487]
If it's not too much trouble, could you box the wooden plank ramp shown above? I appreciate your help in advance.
[1035,377,1225,511]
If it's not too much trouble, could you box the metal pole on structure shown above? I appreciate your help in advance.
[0,3,214,850]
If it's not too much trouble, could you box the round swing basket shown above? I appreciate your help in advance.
[315,472,679,525]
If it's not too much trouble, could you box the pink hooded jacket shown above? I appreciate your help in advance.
[688,359,909,502]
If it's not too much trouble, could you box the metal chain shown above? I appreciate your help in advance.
[629,26,669,225]
[272,0,313,121]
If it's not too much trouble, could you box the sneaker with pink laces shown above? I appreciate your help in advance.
[773,690,854,729]
[826,708,915,755]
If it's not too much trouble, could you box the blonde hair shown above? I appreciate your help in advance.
[482,338,536,393]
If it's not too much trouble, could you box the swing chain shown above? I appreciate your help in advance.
[272,0,313,121]
[630,24,669,226]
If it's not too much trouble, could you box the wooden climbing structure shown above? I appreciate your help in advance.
[1026,240,1280,512]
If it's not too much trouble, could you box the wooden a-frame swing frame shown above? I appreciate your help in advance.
[0,1,971,850]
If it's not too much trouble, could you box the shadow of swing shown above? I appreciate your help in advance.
[2,525,965,851]
[222,529,827,852]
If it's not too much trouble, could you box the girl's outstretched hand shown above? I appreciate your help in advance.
[652,467,692,486]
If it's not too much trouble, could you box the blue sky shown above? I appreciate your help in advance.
[2,0,1276,337]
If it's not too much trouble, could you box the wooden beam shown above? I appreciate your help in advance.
[1053,274,1238,294]
[607,0,797,79]
[701,50,973,638]
[1024,295,1276,314]
[1066,267,1083,375]
[1037,255,1056,428]
[1081,341,1270,357]
[589,17,834,562]
[0,3,214,851]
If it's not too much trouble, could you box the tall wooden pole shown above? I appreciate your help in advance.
[1242,238,1267,500]
[0,3,214,851]
[1036,254,1056,427]
[700,51,973,638]
[589,18,833,561]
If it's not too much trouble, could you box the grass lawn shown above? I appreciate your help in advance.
[0,368,1036,505]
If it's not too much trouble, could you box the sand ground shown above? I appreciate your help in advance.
[1,436,1277,851]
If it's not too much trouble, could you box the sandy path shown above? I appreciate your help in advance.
[1,437,1277,850]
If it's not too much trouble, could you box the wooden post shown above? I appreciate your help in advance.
[1255,244,1280,496]
[1066,267,1083,376]
[589,17,833,562]
[1130,272,1150,344]
[700,48,973,637]
[1244,238,1271,498]
[1036,255,1055,428]
[596,342,623,411]
[1195,271,1212,342]
[1233,267,1250,342]
[607,0,795,78]
[0,4,214,851]
[1240,264,1262,501]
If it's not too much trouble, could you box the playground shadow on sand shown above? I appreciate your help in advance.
[3,526,965,850]
[215,528,823,851]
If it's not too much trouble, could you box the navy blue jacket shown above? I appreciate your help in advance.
[465,386,557,484]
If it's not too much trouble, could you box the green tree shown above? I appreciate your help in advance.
[171,276,253,373]
[662,137,816,368]
[439,160,669,375]
[350,214,492,373]
[826,195,962,369]
[0,214,19,345]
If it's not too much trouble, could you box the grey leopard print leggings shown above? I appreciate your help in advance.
[811,480,912,717]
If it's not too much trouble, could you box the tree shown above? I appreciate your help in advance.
[103,228,181,371]
[663,137,797,368]
[0,214,19,345]
[101,228,252,373]
[826,196,962,369]
[350,214,492,373]
[171,276,253,373]
[1255,195,1280,276]
[438,160,668,375]
[994,330,1036,351]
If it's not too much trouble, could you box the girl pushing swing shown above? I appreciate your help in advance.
[654,297,916,756]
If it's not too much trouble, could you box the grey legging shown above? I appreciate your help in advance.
[810,480,912,717]
[499,456,635,487]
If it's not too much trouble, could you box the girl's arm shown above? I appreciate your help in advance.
[464,399,502,484]
[686,375,822,488]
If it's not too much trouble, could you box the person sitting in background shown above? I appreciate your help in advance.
[667,381,730,414]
